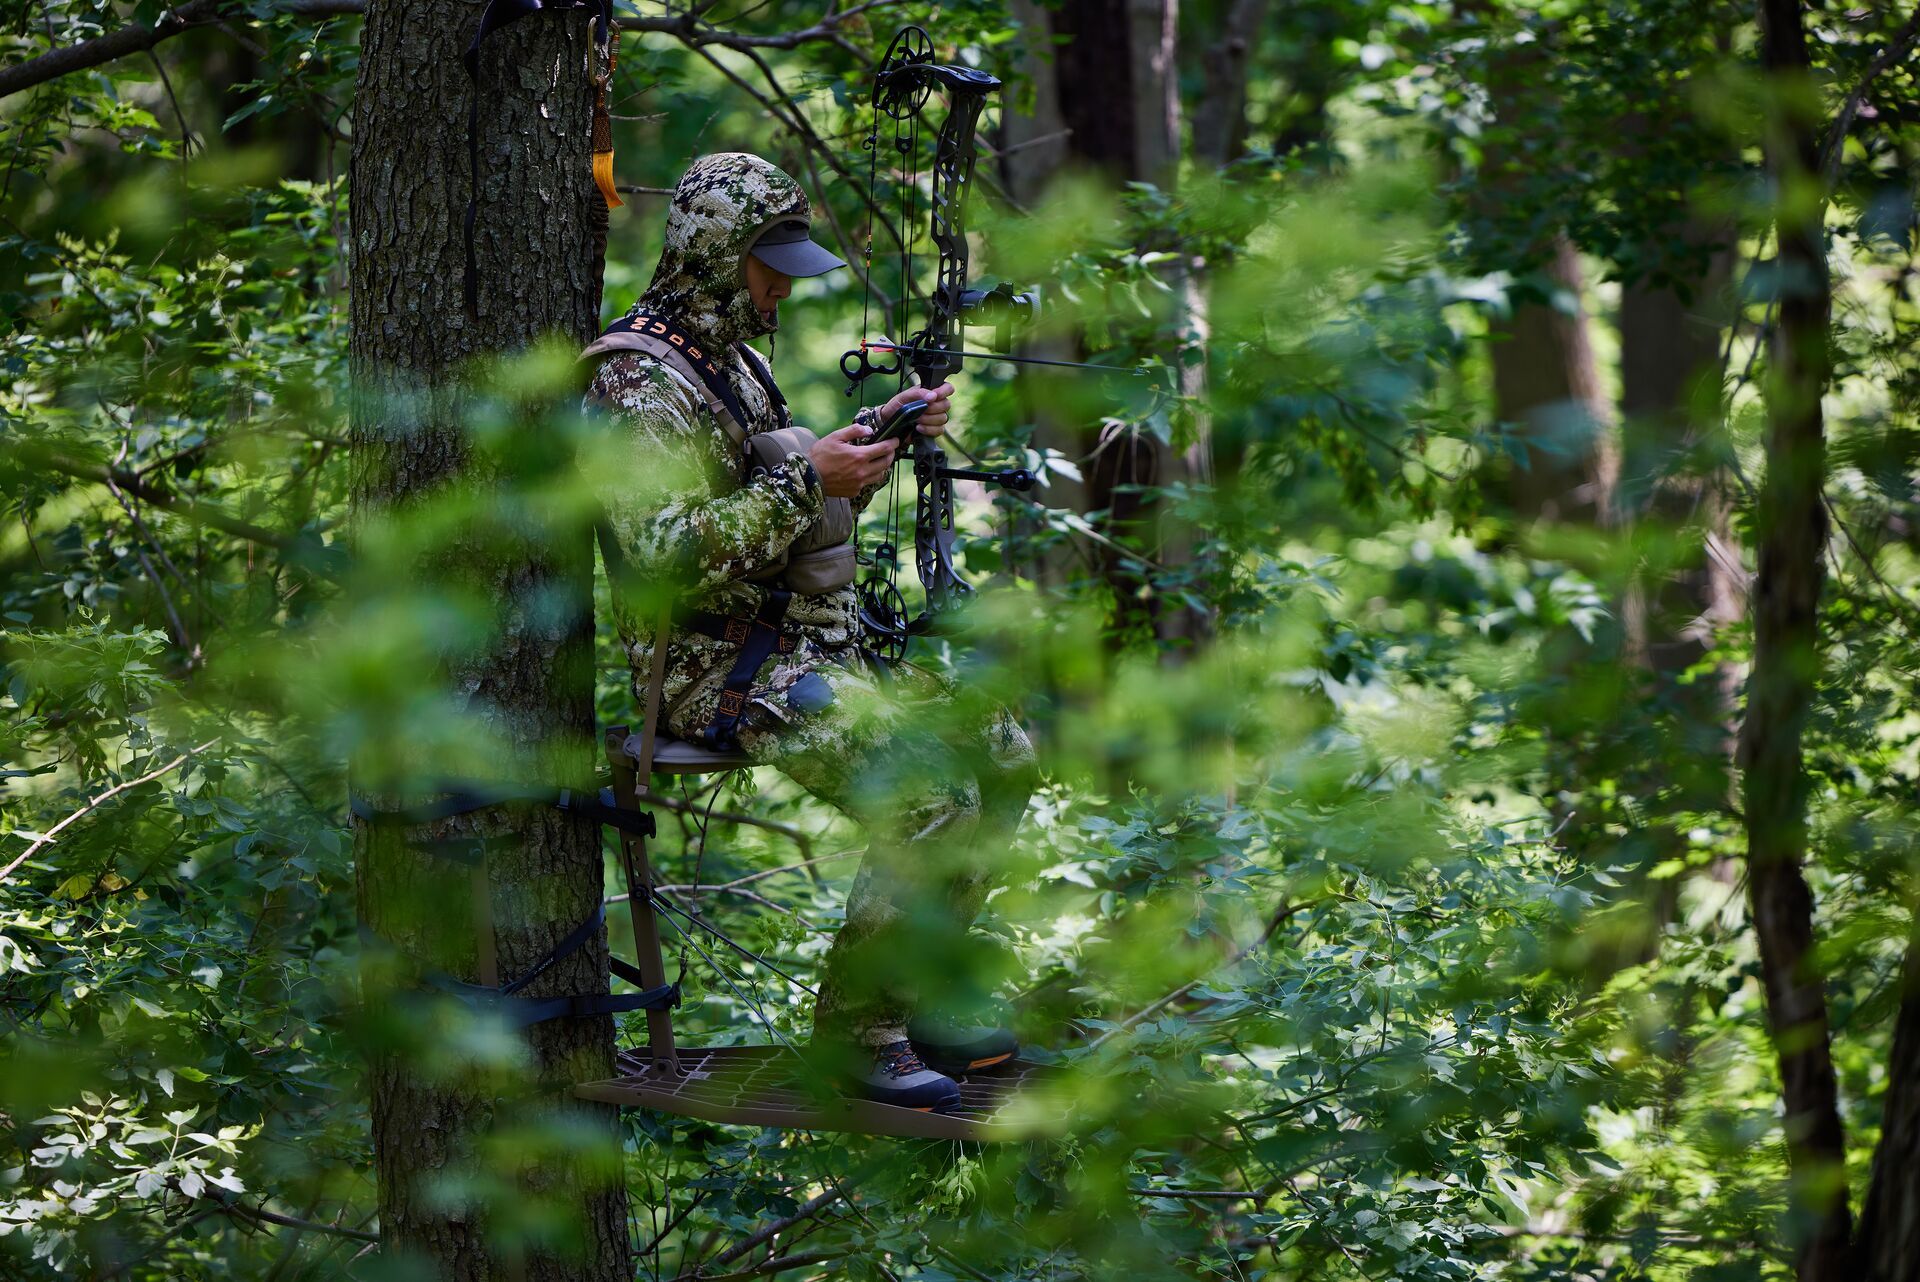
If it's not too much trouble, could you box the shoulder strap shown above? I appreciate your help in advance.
[585,312,751,448]
[734,342,790,428]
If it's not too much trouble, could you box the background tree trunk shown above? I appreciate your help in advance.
[1858,931,1920,1279]
[1491,233,1616,526]
[348,1,627,1278]
[1041,0,1213,650]
[1741,2,1849,1278]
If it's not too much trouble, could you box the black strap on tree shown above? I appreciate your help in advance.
[463,0,616,317]
[353,784,680,1027]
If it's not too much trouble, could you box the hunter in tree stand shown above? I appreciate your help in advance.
[583,153,1038,1114]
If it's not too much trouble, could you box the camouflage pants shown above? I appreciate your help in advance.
[668,648,1035,1048]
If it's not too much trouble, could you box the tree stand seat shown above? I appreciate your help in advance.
[618,729,752,775]
[574,1045,1062,1141]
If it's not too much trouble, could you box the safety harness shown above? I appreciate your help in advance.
[584,308,858,750]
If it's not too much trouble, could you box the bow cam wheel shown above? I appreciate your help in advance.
[858,576,910,664]
[874,25,935,119]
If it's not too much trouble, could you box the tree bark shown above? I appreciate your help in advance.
[1608,233,1741,964]
[348,1,627,1278]
[1045,0,1213,651]
[1859,931,1920,1280]
[1190,0,1268,167]
[1740,3,1848,1279]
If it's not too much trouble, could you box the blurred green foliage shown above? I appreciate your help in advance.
[3,1,1920,1279]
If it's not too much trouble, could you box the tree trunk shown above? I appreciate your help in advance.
[348,2,627,1278]
[1045,0,1213,651]
[1190,0,1268,167]
[1858,932,1920,1279]
[1608,235,1742,964]
[1491,233,1616,526]
[1741,3,1848,1279]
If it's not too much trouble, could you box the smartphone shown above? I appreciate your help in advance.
[865,398,931,445]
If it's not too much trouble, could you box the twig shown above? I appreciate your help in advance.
[1089,899,1308,1050]
[147,49,196,156]
[11,438,306,553]
[691,1251,844,1282]
[709,1176,858,1270]
[223,1201,381,1244]
[1818,7,1920,193]
[635,788,814,857]
[0,739,219,883]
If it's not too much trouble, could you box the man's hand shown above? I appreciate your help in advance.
[881,382,956,438]
[809,426,900,498]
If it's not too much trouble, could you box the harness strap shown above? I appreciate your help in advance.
[681,589,795,750]
[586,311,753,448]
[359,916,682,1031]
[354,790,680,1028]
[735,341,790,427]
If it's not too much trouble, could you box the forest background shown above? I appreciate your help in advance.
[3,1,1919,1280]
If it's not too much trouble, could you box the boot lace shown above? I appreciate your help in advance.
[876,1041,931,1080]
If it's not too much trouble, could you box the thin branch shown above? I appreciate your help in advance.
[0,0,365,104]
[633,787,815,857]
[11,439,309,554]
[1089,899,1310,1050]
[1819,6,1920,192]
[222,1201,381,1244]
[0,740,220,884]
[709,1177,858,1270]
[146,49,196,156]
[691,1250,844,1282]
[0,0,891,105]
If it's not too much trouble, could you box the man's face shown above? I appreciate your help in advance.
[744,255,791,333]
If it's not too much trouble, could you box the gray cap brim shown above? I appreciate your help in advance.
[750,226,846,278]
[744,239,844,282]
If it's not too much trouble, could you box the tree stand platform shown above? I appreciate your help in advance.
[575,705,1064,1142]
[576,1045,1058,1141]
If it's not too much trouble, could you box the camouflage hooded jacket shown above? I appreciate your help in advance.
[588,153,882,702]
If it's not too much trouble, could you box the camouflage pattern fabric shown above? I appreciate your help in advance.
[589,152,1036,1048]
[740,657,1036,1049]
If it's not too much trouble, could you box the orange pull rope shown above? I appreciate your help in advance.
[590,19,623,210]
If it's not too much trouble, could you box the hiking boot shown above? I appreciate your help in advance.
[849,1041,962,1113]
[908,1014,1019,1076]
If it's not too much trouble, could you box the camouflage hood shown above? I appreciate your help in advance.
[632,152,812,349]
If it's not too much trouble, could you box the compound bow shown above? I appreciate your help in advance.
[840,26,1051,660]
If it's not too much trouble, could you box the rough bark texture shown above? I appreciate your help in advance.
[348,1,627,1277]
[1740,3,1848,1279]
[1859,933,1920,1280]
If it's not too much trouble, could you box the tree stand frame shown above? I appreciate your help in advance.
[570,613,1059,1141]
